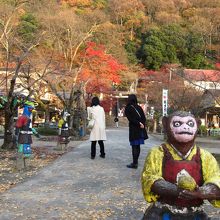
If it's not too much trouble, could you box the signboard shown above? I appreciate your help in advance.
[162,89,168,116]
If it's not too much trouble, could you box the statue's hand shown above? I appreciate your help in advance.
[32,128,40,138]
[179,184,220,201]
[178,187,204,200]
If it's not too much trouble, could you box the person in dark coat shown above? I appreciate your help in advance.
[125,94,148,169]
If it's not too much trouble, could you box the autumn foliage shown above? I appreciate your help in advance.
[80,42,126,94]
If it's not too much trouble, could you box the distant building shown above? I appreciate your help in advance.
[183,69,220,90]
[0,68,60,125]
[183,69,220,128]
[199,89,220,128]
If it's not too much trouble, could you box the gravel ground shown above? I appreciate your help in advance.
[0,128,219,220]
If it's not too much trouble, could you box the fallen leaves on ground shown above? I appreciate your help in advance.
[0,147,64,193]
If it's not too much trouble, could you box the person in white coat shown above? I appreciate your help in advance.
[87,96,107,159]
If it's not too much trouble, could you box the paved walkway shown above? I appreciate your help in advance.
[0,128,220,219]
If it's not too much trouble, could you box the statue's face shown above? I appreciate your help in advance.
[170,115,197,143]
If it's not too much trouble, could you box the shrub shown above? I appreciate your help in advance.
[37,127,58,136]
[198,125,207,136]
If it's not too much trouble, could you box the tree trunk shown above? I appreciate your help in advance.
[79,85,87,137]
[130,25,134,41]
[45,107,50,123]
[2,107,16,149]
[153,119,157,133]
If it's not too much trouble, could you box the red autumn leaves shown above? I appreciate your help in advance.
[79,42,126,94]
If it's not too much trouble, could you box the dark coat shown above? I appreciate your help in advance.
[125,104,148,142]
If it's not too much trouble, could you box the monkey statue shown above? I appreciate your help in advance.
[141,111,220,220]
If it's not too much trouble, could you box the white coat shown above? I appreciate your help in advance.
[87,105,107,141]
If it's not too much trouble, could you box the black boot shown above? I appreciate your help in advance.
[100,154,105,158]
[127,145,140,169]
[98,140,105,158]
[91,141,96,159]
[126,163,138,169]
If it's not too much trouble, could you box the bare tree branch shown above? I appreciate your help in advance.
[44,79,66,107]
[69,24,99,71]
[16,53,54,96]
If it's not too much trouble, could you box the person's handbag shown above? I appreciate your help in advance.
[87,118,95,129]
[142,127,149,140]
[131,105,149,140]
[87,107,95,129]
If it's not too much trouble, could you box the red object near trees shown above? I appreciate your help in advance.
[79,42,126,94]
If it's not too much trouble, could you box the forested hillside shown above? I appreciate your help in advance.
[0,0,219,118]
[1,0,219,72]
[0,0,219,148]
[59,0,220,69]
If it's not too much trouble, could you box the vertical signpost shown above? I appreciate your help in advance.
[162,89,168,116]
[162,89,168,140]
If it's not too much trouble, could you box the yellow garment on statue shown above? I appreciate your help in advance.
[58,119,64,128]
[141,143,220,207]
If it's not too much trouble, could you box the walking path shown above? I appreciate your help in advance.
[0,128,220,219]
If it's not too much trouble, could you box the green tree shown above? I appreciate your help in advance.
[162,25,186,61]
[17,13,39,43]
[125,40,139,64]
[137,28,171,70]
[183,32,210,68]
[142,43,164,70]
[137,24,212,69]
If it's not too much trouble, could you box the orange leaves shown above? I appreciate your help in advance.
[85,42,105,57]
[79,42,126,93]
[80,69,92,81]
[110,0,145,18]
[216,63,220,70]
[60,0,92,7]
